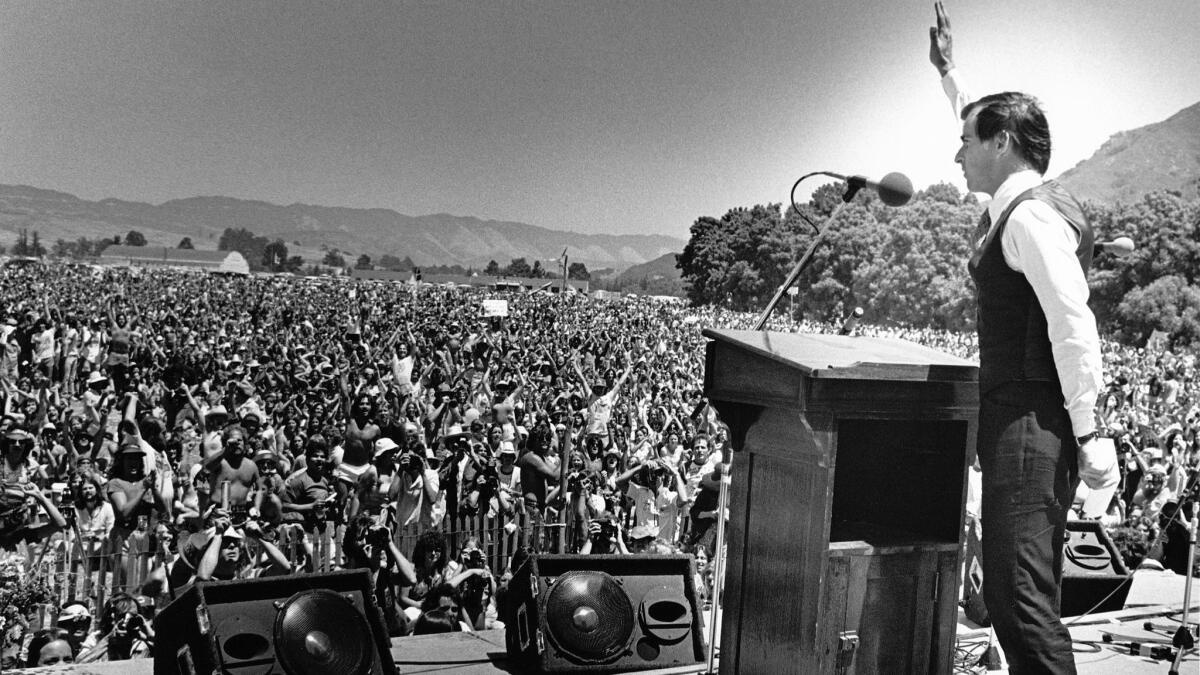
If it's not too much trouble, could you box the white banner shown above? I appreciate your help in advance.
[482,299,509,317]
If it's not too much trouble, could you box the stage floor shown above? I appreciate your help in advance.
[15,569,1197,673]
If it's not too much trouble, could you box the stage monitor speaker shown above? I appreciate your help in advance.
[153,569,397,675]
[1060,519,1132,617]
[961,519,1132,624]
[505,553,705,673]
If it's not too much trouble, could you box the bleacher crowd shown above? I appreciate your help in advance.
[0,261,1194,667]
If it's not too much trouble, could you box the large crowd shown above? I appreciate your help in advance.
[0,261,1194,668]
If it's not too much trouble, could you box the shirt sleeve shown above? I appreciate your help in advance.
[941,68,972,118]
[1001,201,1104,436]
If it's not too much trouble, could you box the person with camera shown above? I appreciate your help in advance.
[341,514,416,636]
[83,592,154,661]
[391,443,441,531]
[579,510,628,555]
[0,479,67,549]
[616,452,689,551]
[191,513,291,584]
[451,538,502,631]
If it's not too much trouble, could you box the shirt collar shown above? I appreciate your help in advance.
[986,170,1045,224]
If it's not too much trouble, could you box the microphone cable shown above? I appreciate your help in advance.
[789,172,831,235]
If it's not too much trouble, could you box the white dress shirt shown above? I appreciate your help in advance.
[943,70,1103,437]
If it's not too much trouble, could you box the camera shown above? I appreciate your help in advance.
[398,452,421,473]
[116,612,144,635]
[595,520,617,542]
[566,471,591,494]
[367,525,390,546]
[465,548,486,569]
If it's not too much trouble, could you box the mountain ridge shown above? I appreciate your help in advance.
[1057,100,1200,204]
[0,184,684,271]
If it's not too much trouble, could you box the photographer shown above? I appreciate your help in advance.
[452,539,501,631]
[616,454,688,551]
[390,445,440,531]
[342,514,417,636]
[192,515,291,583]
[84,592,154,661]
[579,511,628,555]
[0,480,67,548]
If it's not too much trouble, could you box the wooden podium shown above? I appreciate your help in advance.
[703,329,978,674]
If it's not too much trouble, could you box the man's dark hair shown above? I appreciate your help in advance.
[413,607,458,634]
[962,91,1051,174]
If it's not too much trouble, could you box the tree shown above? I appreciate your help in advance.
[355,254,372,270]
[124,230,147,246]
[30,230,46,257]
[262,239,289,271]
[1115,275,1200,347]
[506,257,532,278]
[178,237,194,249]
[284,255,304,273]
[379,254,405,270]
[322,250,346,268]
[484,260,501,276]
[567,261,591,281]
[531,260,546,278]
[219,227,271,271]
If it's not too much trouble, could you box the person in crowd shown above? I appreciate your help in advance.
[25,627,75,667]
[342,514,417,636]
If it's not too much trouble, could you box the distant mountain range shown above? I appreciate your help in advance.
[0,185,684,272]
[1058,100,1200,204]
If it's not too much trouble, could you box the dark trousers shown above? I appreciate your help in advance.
[977,381,1079,675]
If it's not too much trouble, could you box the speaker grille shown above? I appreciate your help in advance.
[274,589,373,675]
[544,570,634,663]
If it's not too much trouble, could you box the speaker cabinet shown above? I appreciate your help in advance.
[505,554,705,673]
[153,569,397,675]
[1060,520,1131,617]
[962,519,1132,624]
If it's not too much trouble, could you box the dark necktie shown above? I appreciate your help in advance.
[974,209,992,245]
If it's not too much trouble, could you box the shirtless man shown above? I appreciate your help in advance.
[200,426,262,521]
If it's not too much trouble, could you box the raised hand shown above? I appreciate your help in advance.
[929,1,955,76]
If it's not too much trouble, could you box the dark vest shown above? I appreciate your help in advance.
[967,180,1094,395]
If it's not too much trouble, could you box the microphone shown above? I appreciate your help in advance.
[838,306,864,336]
[822,171,914,206]
[1093,236,1134,258]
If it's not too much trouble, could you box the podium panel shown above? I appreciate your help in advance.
[704,329,978,675]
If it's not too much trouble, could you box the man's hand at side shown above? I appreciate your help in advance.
[1079,437,1120,491]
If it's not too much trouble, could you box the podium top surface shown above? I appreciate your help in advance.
[703,328,978,382]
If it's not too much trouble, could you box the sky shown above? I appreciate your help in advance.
[1,1,1198,240]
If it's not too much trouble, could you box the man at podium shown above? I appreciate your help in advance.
[928,4,1119,672]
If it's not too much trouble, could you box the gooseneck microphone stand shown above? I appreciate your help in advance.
[752,174,864,331]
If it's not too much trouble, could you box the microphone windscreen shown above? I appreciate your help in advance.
[877,172,914,207]
[1110,237,1135,256]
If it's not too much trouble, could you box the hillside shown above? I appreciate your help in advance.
[1058,100,1200,204]
[0,185,684,271]
[603,252,684,296]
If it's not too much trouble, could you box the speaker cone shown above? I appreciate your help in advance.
[543,570,634,663]
[274,589,374,675]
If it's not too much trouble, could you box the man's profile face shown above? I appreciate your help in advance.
[956,111,998,196]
